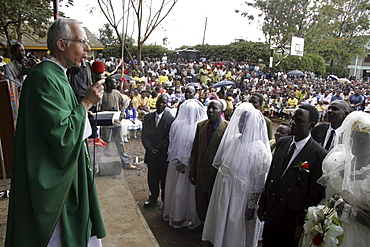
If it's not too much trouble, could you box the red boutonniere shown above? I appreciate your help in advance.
[296,161,310,173]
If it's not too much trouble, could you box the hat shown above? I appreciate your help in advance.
[0,56,3,59]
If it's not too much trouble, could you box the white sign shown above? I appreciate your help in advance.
[290,36,305,57]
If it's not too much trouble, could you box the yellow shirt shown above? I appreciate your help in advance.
[287,97,298,107]
[138,96,149,106]
[148,97,158,108]
[158,75,169,83]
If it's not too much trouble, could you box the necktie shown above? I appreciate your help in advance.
[282,143,296,170]
[325,130,335,150]
[156,115,160,127]
[207,124,213,145]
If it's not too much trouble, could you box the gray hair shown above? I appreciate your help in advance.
[47,18,81,51]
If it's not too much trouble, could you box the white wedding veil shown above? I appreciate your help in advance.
[212,102,272,192]
[167,99,207,166]
[318,111,370,198]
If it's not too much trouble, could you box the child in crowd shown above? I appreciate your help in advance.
[315,101,325,122]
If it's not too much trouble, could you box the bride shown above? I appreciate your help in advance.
[202,102,272,247]
[317,111,370,247]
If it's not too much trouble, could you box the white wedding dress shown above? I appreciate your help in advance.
[316,111,370,247]
[202,103,271,247]
[323,162,370,247]
[163,99,206,229]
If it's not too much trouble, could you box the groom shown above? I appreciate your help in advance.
[257,104,327,247]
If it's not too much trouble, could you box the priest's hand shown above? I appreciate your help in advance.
[81,79,104,110]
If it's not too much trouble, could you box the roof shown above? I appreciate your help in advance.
[0,27,104,50]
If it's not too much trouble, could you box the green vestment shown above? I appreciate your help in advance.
[5,61,106,247]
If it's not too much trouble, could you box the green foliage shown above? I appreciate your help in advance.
[276,53,326,76]
[193,41,270,64]
[305,53,326,76]
[98,23,120,46]
[241,0,370,72]
[141,45,171,60]
[326,65,348,78]
[0,0,53,48]
[0,0,74,52]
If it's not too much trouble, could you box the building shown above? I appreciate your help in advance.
[348,40,370,80]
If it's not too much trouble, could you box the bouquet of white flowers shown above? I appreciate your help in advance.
[302,203,344,247]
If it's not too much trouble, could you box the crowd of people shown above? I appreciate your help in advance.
[2,17,370,247]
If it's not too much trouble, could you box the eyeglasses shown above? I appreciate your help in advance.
[62,38,90,46]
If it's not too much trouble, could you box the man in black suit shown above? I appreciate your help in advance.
[311,100,351,151]
[257,104,328,247]
[142,94,175,208]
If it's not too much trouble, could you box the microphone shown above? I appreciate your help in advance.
[91,61,105,83]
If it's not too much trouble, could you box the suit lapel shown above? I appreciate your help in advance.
[272,138,293,178]
[206,120,225,154]
[280,138,313,183]
[199,120,209,148]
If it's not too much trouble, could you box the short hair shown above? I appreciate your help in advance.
[185,85,196,92]
[209,99,224,111]
[299,104,319,124]
[158,93,168,102]
[330,100,351,114]
[47,18,81,51]
[251,93,264,105]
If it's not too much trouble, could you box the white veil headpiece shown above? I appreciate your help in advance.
[167,99,207,166]
[212,102,272,192]
[318,111,370,197]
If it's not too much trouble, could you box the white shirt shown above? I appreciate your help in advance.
[281,134,311,177]
[155,111,164,126]
[323,125,342,150]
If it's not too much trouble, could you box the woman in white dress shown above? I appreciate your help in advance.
[317,111,370,247]
[163,99,207,229]
[202,102,272,247]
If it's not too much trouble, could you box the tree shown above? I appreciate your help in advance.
[276,53,326,76]
[0,0,75,55]
[193,41,270,64]
[97,0,179,64]
[239,0,370,70]
[304,0,370,66]
[97,23,135,58]
[239,0,315,48]
[0,0,53,53]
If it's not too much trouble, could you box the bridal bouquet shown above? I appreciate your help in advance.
[303,204,344,247]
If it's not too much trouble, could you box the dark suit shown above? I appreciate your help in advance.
[311,123,330,147]
[142,109,175,202]
[189,119,228,221]
[259,136,327,247]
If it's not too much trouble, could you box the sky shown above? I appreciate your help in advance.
[61,0,265,50]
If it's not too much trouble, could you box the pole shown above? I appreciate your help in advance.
[122,0,126,79]
[53,0,59,20]
[202,17,208,45]
[269,48,274,68]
